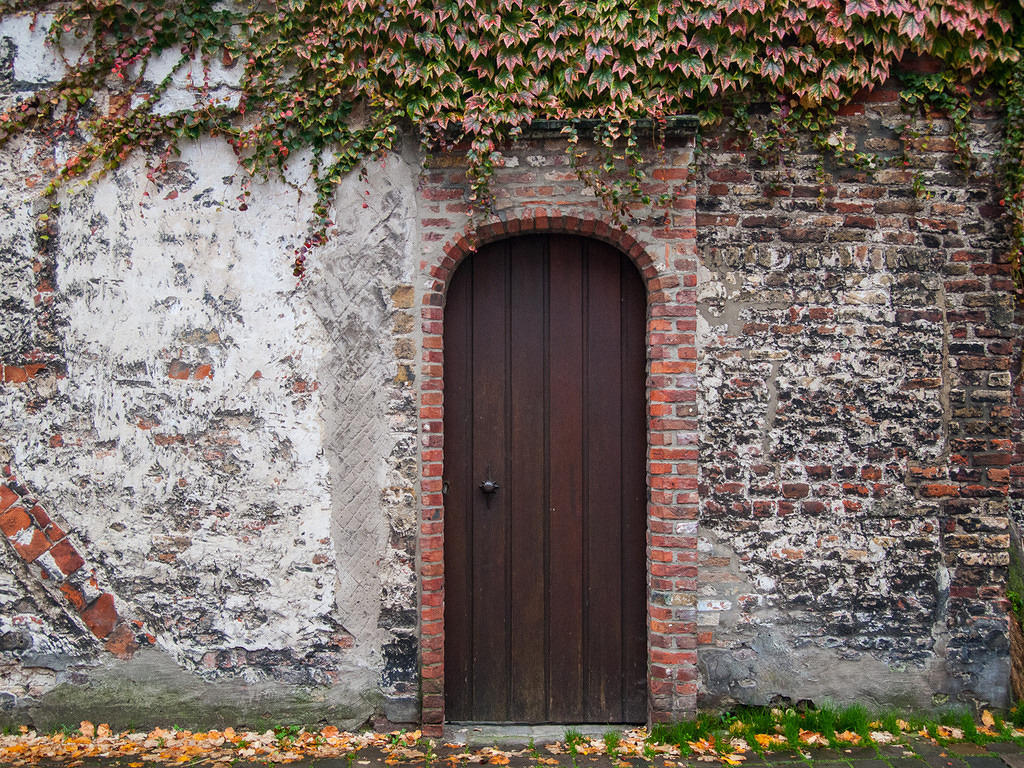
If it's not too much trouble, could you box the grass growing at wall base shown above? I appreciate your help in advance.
[648,703,1022,756]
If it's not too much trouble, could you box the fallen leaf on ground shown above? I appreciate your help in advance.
[798,730,828,747]
[687,738,715,755]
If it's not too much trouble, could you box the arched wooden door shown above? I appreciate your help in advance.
[443,234,647,724]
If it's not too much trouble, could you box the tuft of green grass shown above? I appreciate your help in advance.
[780,709,802,749]
[564,728,583,755]
[801,704,838,744]
[876,710,902,736]
[738,705,774,733]
[650,713,716,753]
[422,736,437,765]
[603,731,620,758]
[957,711,980,743]
[274,724,303,745]
[834,703,870,737]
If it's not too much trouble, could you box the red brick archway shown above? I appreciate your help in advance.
[418,213,698,734]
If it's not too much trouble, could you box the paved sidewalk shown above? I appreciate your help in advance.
[26,732,1024,768]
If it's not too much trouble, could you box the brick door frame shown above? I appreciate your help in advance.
[418,205,698,735]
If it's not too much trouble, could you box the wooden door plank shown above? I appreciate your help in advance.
[546,235,585,722]
[470,243,510,721]
[508,237,548,722]
[619,253,649,723]
[583,241,625,722]
[443,259,475,722]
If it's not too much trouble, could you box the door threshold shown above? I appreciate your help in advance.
[442,724,640,747]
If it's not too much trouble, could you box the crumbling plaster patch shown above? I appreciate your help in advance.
[0,129,421,725]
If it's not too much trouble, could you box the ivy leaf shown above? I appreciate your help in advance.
[585,41,613,65]
[762,58,785,82]
[689,31,718,58]
[898,13,927,40]
[845,0,877,18]
[497,49,524,71]
[587,66,614,93]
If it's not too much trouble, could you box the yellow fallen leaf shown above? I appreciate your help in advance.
[835,731,861,744]
[538,759,560,765]
[753,734,785,748]
[129,763,144,767]
[982,710,995,728]
[80,722,95,739]
[688,738,715,754]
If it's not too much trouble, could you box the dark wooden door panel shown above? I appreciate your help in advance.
[444,235,646,724]
[443,257,474,720]
[508,239,548,722]
[546,240,586,722]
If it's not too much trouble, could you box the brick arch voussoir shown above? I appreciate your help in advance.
[429,212,662,306]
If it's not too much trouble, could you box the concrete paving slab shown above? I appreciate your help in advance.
[847,759,890,768]
[987,744,1023,755]
[443,724,623,746]
[998,754,1024,768]
[889,758,929,768]
[950,745,992,756]
[963,757,1009,768]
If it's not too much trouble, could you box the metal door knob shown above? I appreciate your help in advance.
[480,479,500,494]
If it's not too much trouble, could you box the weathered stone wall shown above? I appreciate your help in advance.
[0,13,422,729]
[695,83,1015,709]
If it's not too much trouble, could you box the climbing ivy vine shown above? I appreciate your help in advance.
[0,0,1022,280]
